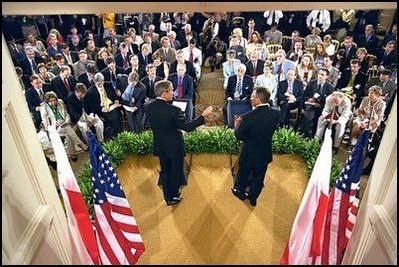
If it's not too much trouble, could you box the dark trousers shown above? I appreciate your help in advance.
[126,109,144,134]
[159,156,184,202]
[279,101,300,126]
[300,105,322,138]
[102,108,122,140]
[235,163,268,202]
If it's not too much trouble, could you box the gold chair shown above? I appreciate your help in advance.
[331,39,340,53]
[282,36,291,49]
[367,66,379,81]
[366,54,377,68]
[305,46,316,54]
[267,53,277,62]
[266,44,282,54]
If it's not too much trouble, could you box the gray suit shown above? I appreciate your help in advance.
[315,94,352,148]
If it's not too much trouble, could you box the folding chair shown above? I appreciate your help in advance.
[266,44,282,54]
[366,54,377,68]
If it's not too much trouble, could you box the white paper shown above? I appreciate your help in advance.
[172,101,187,112]
[123,105,137,112]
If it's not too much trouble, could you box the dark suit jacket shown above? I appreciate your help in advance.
[114,53,131,70]
[340,45,358,71]
[124,65,146,80]
[337,69,367,103]
[137,52,154,66]
[51,75,77,102]
[170,60,197,81]
[377,50,397,70]
[226,75,254,100]
[140,76,163,99]
[245,59,265,78]
[303,80,334,109]
[168,73,195,99]
[276,79,304,106]
[77,72,94,89]
[356,34,380,56]
[83,83,118,117]
[66,92,84,124]
[146,98,205,158]
[101,67,125,84]
[25,87,43,126]
[235,105,280,167]
[20,56,43,76]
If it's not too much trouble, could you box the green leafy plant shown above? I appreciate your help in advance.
[77,127,342,214]
[272,126,306,154]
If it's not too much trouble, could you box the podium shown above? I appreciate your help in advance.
[172,99,194,121]
[226,99,252,128]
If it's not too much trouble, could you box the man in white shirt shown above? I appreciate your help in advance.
[182,39,203,80]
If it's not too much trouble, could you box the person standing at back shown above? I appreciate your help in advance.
[231,87,280,207]
[146,80,213,206]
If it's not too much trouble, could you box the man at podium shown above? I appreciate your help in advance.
[146,80,213,206]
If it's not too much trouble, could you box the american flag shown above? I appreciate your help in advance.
[321,130,370,264]
[87,131,145,265]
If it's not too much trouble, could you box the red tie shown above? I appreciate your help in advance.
[177,76,184,99]
[189,49,194,63]
[253,61,257,77]
[63,77,71,92]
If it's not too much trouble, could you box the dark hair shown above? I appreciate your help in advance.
[318,67,330,76]
[254,87,270,103]
[86,63,97,74]
[105,57,115,65]
[380,69,392,76]
[75,82,87,93]
[54,53,64,61]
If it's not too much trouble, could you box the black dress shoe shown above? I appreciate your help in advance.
[249,198,257,207]
[166,197,182,206]
[172,196,183,201]
[333,147,339,155]
[231,188,246,200]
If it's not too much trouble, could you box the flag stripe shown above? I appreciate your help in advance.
[321,130,369,264]
[88,131,145,265]
[49,126,99,264]
[280,128,332,265]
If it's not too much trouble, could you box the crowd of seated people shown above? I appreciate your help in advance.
[3,11,396,164]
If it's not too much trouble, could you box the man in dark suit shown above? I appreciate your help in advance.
[276,69,304,127]
[339,36,358,72]
[101,57,125,91]
[66,82,105,142]
[84,72,123,140]
[140,64,163,99]
[300,68,334,138]
[355,24,380,56]
[121,72,147,133]
[245,51,265,82]
[51,65,77,103]
[25,74,46,131]
[337,59,367,108]
[377,40,397,71]
[77,63,97,89]
[168,63,195,100]
[223,63,254,124]
[20,46,43,76]
[146,80,213,206]
[231,87,280,207]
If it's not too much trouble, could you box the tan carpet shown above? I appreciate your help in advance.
[117,153,308,264]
